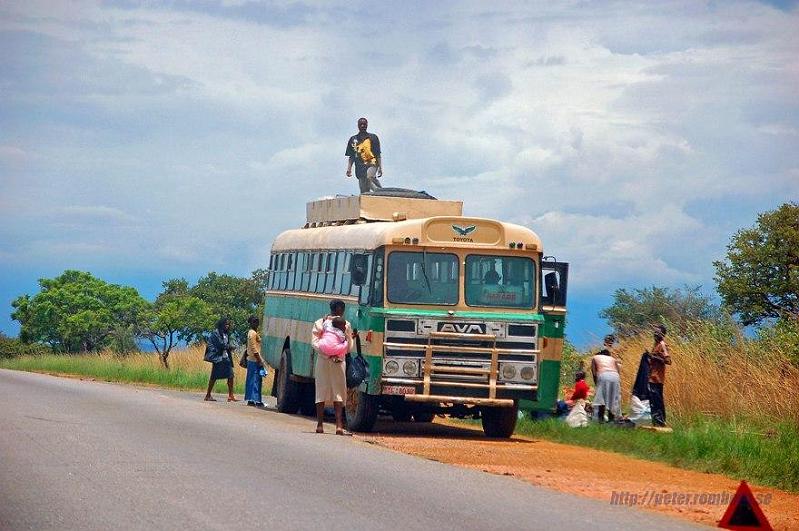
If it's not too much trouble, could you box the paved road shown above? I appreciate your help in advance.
[0,369,704,530]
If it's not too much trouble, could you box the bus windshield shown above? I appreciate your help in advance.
[465,255,535,308]
[386,251,459,305]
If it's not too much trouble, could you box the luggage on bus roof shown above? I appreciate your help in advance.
[362,188,437,200]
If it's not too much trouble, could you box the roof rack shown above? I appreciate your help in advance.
[304,193,463,228]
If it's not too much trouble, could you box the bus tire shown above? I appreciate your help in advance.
[276,351,300,414]
[345,389,378,432]
[299,383,317,416]
[412,411,435,423]
[481,404,518,438]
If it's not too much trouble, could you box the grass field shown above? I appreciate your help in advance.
[544,321,799,492]
[0,345,274,397]
[515,416,799,492]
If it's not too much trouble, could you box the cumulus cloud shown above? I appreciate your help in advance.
[0,0,798,339]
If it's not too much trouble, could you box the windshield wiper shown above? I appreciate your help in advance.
[420,249,432,294]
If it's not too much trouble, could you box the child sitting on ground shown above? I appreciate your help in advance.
[316,316,349,362]
[557,370,590,416]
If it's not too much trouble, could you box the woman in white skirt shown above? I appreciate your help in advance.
[591,344,621,422]
[310,299,354,435]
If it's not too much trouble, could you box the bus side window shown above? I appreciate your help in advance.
[291,253,302,291]
[333,251,345,293]
[275,253,282,290]
[316,253,327,293]
[301,252,310,292]
[278,253,287,291]
[358,254,373,305]
[286,253,296,291]
[309,253,319,293]
[324,252,336,294]
[342,253,353,295]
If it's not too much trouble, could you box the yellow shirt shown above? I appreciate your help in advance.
[247,329,262,362]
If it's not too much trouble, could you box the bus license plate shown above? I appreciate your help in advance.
[383,385,416,396]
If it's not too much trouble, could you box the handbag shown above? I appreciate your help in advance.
[238,345,249,369]
[345,333,369,389]
[204,343,223,364]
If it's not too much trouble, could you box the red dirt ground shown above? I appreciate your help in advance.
[356,420,799,529]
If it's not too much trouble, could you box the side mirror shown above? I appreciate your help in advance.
[351,254,367,286]
[544,272,560,301]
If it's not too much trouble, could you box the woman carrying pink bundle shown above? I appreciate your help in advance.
[316,317,349,360]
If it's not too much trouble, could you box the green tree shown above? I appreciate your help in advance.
[190,272,266,343]
[599,285,720,338]
[11,270,149,352]
[714,202,799,326]
[140,280,214,368]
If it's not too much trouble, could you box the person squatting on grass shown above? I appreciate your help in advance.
[647,325,672,427]
[311,299,354,435]
[204,317,238,402]
[245,316,267,407]
[591,335,622,422]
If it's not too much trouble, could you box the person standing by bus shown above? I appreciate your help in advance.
[647,325,672,427]
[345,117,383,193]
[591,346,621,422]
[311,299,354,434]
[245,316,266,407]
[204,317,238,402]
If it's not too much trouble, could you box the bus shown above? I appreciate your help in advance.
[262,194,568,438]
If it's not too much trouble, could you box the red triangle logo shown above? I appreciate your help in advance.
[718,480,773,530]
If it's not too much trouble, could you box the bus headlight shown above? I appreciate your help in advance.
[520,366,536,381]
[402,360,419,376]
[501,364,517,380]
[384,360,399,375]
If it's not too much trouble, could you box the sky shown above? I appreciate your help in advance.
[1,0,797,348]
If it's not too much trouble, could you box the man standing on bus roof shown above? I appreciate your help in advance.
[345,117,383,193]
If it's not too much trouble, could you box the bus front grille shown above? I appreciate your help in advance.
[383,331,538,397]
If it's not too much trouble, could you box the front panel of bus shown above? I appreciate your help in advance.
[354,243,567,413]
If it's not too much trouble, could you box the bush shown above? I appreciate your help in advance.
[0,333,50,359]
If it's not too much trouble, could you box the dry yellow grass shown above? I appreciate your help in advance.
[74,344,275,394]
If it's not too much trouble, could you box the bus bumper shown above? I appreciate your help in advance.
[403,394,514,407]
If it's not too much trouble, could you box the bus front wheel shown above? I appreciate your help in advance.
[345,388,378,432]
[276,350,301,414]
[481,404,518,438]
[413,411,435,423]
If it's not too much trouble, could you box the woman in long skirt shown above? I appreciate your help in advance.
[591,345,621,422]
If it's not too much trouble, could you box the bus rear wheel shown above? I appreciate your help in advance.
[276,350,300,414]
[481,403,518,438]
[345,388,378,432]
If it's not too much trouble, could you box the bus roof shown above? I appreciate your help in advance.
[272,216,543,253]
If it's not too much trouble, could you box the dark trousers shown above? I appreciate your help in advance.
[648,382,666,426]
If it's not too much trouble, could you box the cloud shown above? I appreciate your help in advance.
[57,206,138,223]
[0,0,798,341]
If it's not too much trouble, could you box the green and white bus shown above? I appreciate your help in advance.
[262,194,568,438]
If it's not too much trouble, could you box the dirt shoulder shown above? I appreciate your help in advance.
[357,420,798,529]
